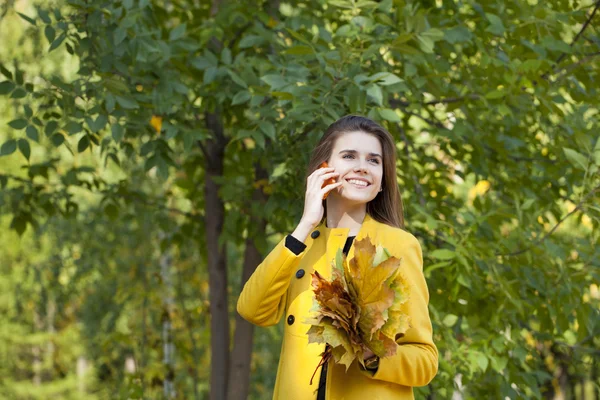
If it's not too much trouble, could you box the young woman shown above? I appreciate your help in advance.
[237,115,438,399]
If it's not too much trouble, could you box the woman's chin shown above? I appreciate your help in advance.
[334,189,376,204]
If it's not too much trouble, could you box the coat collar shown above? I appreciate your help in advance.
[312,213,383,278]
[317,212,379,243]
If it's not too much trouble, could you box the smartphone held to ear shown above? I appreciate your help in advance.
[319,162,337,200]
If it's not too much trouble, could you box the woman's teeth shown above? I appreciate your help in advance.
[347,179,369,187]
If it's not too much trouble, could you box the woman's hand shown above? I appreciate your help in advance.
[300,167,343,227]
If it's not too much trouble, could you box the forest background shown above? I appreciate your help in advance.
[0,0,599,399]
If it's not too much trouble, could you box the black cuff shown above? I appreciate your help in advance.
[285,234,307,255]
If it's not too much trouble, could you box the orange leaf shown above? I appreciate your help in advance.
[150,115,162,133]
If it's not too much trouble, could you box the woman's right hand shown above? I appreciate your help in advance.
[300,167,343,227]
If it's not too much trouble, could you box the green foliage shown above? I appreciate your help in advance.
[1,0,599,398]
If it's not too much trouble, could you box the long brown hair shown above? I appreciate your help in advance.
[305,115,405,229]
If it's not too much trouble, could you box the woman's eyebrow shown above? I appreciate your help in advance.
[338,149,382,158]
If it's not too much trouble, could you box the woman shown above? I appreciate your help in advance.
[237,115,438,399]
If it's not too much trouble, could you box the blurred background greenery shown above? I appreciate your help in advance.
[0,0,599,399]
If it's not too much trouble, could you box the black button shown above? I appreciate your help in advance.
[296,269,305,279]
[287,315,295,325]
[311,230,320,239]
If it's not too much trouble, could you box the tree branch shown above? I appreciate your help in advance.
[397,124,427,208]
[555,0,600,65]
[553,51,600,81]
[497,183,600,257]
[541,0,600,79]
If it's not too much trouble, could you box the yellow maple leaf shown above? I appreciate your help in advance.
[347,237,399,340]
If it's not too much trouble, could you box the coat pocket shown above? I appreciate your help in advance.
[285,289,315,338]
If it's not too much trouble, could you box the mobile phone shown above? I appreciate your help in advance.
[319,162,337,199]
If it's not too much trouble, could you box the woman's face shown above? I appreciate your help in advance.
[327,131,384,204]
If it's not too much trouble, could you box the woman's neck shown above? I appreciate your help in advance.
[325,202,367,236]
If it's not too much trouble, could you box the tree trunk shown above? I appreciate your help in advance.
[159,232,176,399]
[204,111,230,400]
[227,163,269,400]
[32,310,42,385]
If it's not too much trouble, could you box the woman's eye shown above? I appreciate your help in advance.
[343,154,379,164]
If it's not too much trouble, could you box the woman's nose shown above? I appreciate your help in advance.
[354,160,368,173]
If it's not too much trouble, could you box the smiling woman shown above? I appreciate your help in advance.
[237,115,438,400]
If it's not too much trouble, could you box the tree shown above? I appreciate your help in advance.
[1,0,599,398]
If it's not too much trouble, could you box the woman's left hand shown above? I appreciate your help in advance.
[363,348,375,360]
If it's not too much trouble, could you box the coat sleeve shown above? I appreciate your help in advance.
[361,234,439,387]
[236,235,308,327]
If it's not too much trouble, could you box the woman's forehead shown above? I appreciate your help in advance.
[333,131,382,152]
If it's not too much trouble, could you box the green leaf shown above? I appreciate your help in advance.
[485,13,505,36]
[17,12,37,26]
[203,67,217,84]
[366,85,383,106]
[78,135,90,152]
[442,314,458,327]
[416,35,434,53]
[10,215,27,236]
[169,23,186,41]
[374,73,403,86]
[111,123,124,142]
[49,33,66,52]
[259,121,276,140]
[485,89,505,99]
[421,28,444,42]
[24,105,33,118]
[0,64,13,80]
[284,45,314,55]
[65,121,82,135]
[250,130,265,149]
[232,90,251,105]
[18,139,30,161]
[227,70,248,88]
[190,56,213,70]
[44,25,55,43]
[114,28,127,46]
[107,153,120,167]
[15,70,24,85]
[26,126,39,142]
[563,148,588,170]
[8,119,28,130]
[474,352,489,372]
[88,114,107,133]
[444,26,472,44]
[1,139,17,156]
[115,96,139,109]
[271,91,293,100]
[239,35,265,48]
[11,88,27,99]
[44,120,58,136]
[378,108,401,122]
[221,48,232,65]
[105,93,116,113]
[0,81,15,95]
[430,249,456,260]
[50,133,65,146]
[38,9,51,24]
[261,74,288,90]
[104,204,119,220]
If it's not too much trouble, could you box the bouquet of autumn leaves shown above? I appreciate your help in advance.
[305,236,411,383]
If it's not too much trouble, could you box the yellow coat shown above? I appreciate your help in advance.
[237,213,438,399]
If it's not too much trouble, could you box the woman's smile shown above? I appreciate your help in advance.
[345,178,371,189]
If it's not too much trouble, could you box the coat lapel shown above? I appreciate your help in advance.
[317,213,379,279]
